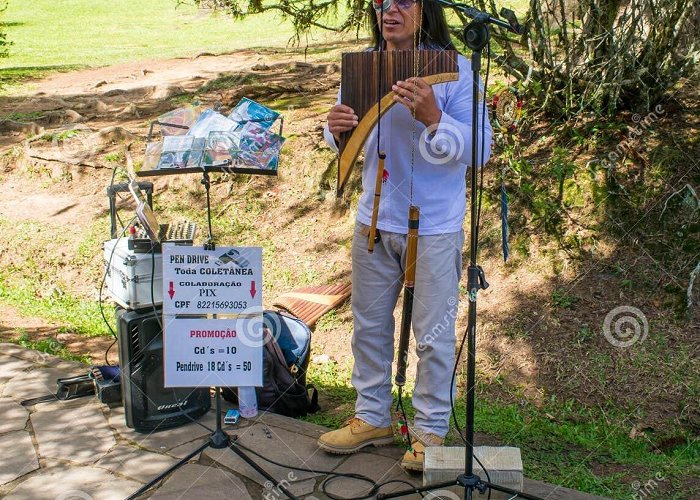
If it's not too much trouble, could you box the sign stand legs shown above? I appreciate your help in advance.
[127,388,298,500]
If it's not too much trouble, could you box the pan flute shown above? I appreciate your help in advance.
[272,282,351,328]
[337,49,459,193]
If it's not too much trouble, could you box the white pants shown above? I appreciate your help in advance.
[350,222,464,438]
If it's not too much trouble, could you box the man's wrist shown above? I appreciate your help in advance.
[422,110,442,129]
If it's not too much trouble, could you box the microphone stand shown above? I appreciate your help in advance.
[431,0,524,34]
[377,4,542,500]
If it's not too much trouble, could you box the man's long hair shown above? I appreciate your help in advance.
[367,0,456,50]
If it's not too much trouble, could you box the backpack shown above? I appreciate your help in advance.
[222,310,320,417]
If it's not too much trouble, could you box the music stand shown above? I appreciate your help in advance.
[126,163,297,500]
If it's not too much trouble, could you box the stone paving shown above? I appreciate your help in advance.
[0,343,611,499]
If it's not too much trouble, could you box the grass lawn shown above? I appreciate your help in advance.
[0,0,336,82]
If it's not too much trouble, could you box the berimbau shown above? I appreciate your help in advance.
[336,49,459,194]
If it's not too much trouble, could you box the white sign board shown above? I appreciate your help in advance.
[163,317,264,388]
[162,245,262,315]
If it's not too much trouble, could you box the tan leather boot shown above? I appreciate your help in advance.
[400,432,444,471]
[317,417,394,454]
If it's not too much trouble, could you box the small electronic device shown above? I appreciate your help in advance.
[127,178,197,252]
[135,199,162,242]
[163,220,197,241]
[129,179,163,242]
[224,409,240,425]
[128,219,197,253]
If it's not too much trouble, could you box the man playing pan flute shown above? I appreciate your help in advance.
[318,0,492,471]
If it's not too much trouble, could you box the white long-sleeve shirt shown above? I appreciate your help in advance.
[324,52,493,235]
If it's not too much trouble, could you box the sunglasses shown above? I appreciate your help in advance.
[373,0,417,11]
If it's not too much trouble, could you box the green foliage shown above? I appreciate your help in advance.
[550,147,577,203]
[504,145,578,243]
[307,361,700,498]
[195,0,697,117]
[170,94,197,106]
[199,73,259,92]
[1,111,43,122]
[551,288,578,308]
[102,152,124,164]
[0,32,9,59]
[459,386,699,498]
[505,0,698,116]
[574,323,593,344]
[0,66,83,88]
[0,2,12,60]
[299,359,356,428]
[16,332,91,364]
[0,274,113,337]
[0,217,112,338]
[0,30,9,59]
[41,129,80,142]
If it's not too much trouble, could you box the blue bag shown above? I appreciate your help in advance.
[223,310,319,417]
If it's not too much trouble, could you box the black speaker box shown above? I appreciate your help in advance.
[117,306,211,432]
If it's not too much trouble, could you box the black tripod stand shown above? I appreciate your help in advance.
[378,4,544,500]
[127,388,298,500]
[128,164,298,500]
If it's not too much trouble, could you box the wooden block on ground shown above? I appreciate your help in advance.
[424,446,523,500]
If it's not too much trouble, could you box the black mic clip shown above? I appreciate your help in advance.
[499,7,526,35]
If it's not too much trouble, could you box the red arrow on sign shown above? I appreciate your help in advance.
[168,281,175,299]
[250,281,257,299]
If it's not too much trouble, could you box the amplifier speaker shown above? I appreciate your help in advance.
[117,306,211,432]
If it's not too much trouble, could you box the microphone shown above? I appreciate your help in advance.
[373,0,391,12]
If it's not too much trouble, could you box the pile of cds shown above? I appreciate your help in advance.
[143,98,285,171]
